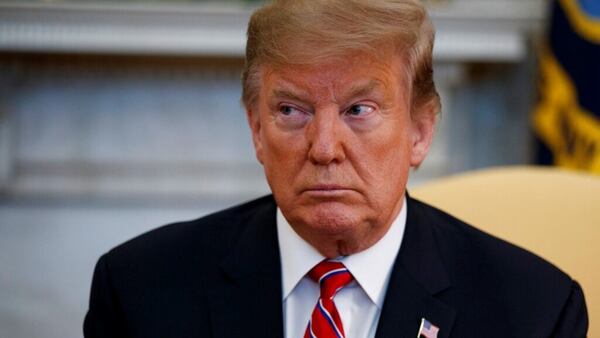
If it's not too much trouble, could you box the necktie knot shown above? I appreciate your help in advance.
[304,260,353,338]
[308,260,353,301]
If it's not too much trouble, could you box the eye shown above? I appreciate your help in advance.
[279,105,304,116]
[275,104,310,129]
[346,104,375,117]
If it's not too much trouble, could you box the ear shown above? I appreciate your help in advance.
[409,104,437,167]
[246,108,265,165]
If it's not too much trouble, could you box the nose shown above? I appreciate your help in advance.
[307,109,346,165]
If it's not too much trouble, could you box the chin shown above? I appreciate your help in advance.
[298,202,363,235]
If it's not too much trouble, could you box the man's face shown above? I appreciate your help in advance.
[247,53,435,257]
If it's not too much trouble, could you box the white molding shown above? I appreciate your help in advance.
[0,0,546,61]
[0,110,11,189]
[430,0,546,62]
[8,162,270,200]
[0,2,253,56]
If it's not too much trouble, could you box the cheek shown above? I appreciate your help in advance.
[363,120,411,160]
[356,126,412,189]
[260,124,307,182]
[377,145,411,186]
[262,125,303,160]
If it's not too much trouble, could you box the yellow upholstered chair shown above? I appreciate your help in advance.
[411,166,600,337]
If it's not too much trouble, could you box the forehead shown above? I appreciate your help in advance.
[260,54,408,102]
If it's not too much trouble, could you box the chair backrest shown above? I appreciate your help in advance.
[411,166,600,337]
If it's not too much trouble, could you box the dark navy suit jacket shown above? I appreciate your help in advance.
[84,195,588,337]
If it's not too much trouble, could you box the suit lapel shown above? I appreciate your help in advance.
[205,195,455,338]
[208,197,284,338]
[375,196,456,338]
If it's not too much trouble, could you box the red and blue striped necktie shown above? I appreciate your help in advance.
[304,260,353,338]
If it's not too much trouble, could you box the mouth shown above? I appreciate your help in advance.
[302,185,355,196]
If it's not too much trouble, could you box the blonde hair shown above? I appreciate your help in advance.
[242,0,440,117]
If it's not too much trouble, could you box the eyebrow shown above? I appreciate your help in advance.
[271,88,310,103]
[269,79,384,105]
[343,80,382,101]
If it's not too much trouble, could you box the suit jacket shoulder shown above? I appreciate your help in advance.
[398,197,588,338]
[84,195,282,338]
[106,194,275,267]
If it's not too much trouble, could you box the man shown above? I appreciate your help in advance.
[84,0,588,337]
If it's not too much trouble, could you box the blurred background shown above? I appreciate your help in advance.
[0,0,598,337]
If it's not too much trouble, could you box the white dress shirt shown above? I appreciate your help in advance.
[277,198,407,338]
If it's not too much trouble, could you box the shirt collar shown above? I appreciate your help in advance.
[277,208,324,301]
[277,197,407,309]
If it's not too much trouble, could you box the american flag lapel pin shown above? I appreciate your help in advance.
[417,318,439,338]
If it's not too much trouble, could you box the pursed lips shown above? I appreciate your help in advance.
[301,184,356,195]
